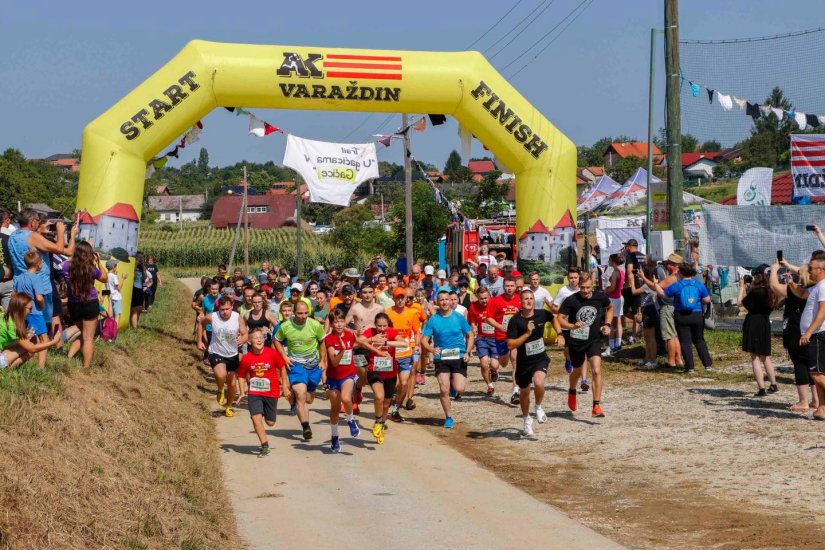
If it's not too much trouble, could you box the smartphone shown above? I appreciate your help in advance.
[777,250,783,262]
[806,225,816,231]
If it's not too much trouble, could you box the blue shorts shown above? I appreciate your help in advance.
[27,313,47,336]
[111,300,122,316]
[476,337,499,359]
[288,362,323,392]
[397,356,413,372]
[41,292,53,322]
[495,339,510,357]
[326,374,358,392]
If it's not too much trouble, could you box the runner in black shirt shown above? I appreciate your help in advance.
[507,289,560,436]
[554,272,614,418]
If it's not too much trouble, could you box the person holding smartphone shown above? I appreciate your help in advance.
[738,268,777,396]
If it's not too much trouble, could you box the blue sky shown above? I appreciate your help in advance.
[1,0,823,170]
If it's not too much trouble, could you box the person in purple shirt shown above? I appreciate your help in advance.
[62,242,108,368]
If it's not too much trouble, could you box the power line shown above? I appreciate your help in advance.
[465,0,526,50]
[340,113,375,142]
[681,25,825,44]
[482,0,552,55]
[488,0,559,61]
[503,0,595,78]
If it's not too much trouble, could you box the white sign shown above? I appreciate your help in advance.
[736,167,773,205]
[791,134,825,198]
[283,135,379,206]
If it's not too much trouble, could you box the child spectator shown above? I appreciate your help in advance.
[12,250,49,368]
[0,293,61,369]
[106,259,127,325]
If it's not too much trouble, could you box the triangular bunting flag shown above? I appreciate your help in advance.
[152,157,169,169]
[806,114,820,128]
[793,111,807,130]
[428,114,446,126]
[759,105,771,118]
[224,107,235,113]
[236,107,251,117]
[707,89,714,103]
[734,97,746,110]
[166,147,179,158]
[249,114,267,137]
[770,107,783,120]
[818,115,825,127]
[263,121,284,135]
[185,125,202,144]
[717,93,733,111]
[413,117,426,132]
[196,120,203,129]
[145,163,156,179]
[458,124,472,160]
[377,135,393,147]
[689,82,701,97]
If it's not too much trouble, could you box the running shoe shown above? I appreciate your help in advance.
[390,410,404,423]
[580,380,590,393]
[453,392,462,401]
[258,444,271,458]
[592,404,605,417]
[522,415,534,437]
[564,360,574,374]
[404,399,416,411]
[348,418,361,438]
[372,423,385,444]
[601,347,612,357]
[302,425,313,441]
[755,388,767,397]
[289,404,296,416]
[217,389,226,406]
[491,370,499,382]
[485,385,495,397]
[567,388,577,411]
[330,436,341,453]
[627,336,635,344]
[704,366,714,372]
[643,361,657,368]
[510,390,520,405]
[768,384,778,393]
[449,387,456,398]
[415,373,425,385]
[444,416,455,429]
[684,368,696,375]
[224,406,235,417]
[535,405,547,423]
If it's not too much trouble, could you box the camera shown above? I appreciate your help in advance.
[743,274,753,284]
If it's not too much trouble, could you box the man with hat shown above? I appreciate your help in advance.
[421,265,437,301]
[657,253,684,369]
[288,282,313,314]
[342,267,362,294]
[500,259,522,279]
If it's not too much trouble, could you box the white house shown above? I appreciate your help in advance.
[518,209,576,263]
[78,202,140,257]
[146,194,205,222]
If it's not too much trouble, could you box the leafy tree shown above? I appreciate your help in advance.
[607,156,646,184]
[197,147,210,174]
[700,140,721,152]
[444,150,462,176]
[387,181,450,262]
[330,204,389,254]
[462,170,508,219]
[577,136,636,167]
[740,87,795,168]
[0,148,78,216]
[654,128,698,153]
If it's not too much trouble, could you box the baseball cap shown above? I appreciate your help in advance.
[392,287,407,298]
[341,284,355,295]
[458,277,470,287]
[663,253,684,265]
[315,265,326,272]
[437,285,457,295]
[625,239,639,247]
[257,272,268,284]
[501,260,515,270]
[290,282,303,292]
[424,265,435,275]
[436,269,447,278]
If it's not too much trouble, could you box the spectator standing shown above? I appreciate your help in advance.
[106,259,127,326]
[656,263,712,374]
[0,208,14,310]
[800,252,825,421]
[131,252,147,328]
[144,255,162,311]
[738,272,777,396]
[604,254,625,354]
[64,241,108,368]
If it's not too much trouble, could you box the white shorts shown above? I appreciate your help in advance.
[609,296,624,317]
[0,352,8,369]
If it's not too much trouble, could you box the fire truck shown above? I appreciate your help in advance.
[444,219,518,267]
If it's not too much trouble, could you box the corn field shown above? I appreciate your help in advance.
[139,225,372,272]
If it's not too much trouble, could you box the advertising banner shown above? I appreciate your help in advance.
[736,167,773,205]
[791,134,825,198]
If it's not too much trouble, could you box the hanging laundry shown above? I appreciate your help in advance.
[690,82,701,97]
[166,146,180,158]
[759,105,771,118]
[793,111,807,130]
[733,97,747,110]
[707,89,714,103]
[819,115,825,127]
[770,107,784,120]
[377,135,393,147]
[717,93,733,111]
[145,163,156,180]
[248,114,282,137]
[458,124,472,160]
[413,117,426,131]
[152,157,169,169]
[428,114,447,125]
[745,102,760,120]
[806,114,820,128]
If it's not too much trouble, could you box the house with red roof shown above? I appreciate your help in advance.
[720,172,825,205]
[660,152,720,182]
[78,202,140,257]
[603,142,663,168]
[518,209,576,262]
[210,194,297,229]
[468,159,497,182]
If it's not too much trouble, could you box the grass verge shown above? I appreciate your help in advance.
[0,275,239,549]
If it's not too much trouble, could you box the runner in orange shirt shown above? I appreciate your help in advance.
[386,288,422,420]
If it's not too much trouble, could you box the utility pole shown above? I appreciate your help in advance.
[645,27,658,257]
[295,181,303,278]
[402,113,414,274]
[664,0,684,254]
[243,165,250,276]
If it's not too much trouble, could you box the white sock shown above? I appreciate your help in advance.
[488,382,494,388]
[331,424,339,437]
[346,413,354,422]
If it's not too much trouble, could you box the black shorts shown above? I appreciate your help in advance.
[130,288,145,308]
[367,373,397,399]
[622,288,640,315]
[208,353,240,372]
[807,334,825,375]
[642,304,659,329]
[68,299,100,322]
[569,341,602,368]
[434,359,468,377]
[247,394,278,422]
[515,361,548,389]
[561,330,571,349]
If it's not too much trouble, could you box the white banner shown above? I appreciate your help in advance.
[283,135,379,206]
[791,134,825,198]
[736,167,773,205]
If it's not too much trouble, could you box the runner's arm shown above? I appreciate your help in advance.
[419,334,437,354]
[196,315,209,350]
[237,316,249,346]
[279,364,291,399]
[354,335,383,355]
[464,329,475,360]
[815,224,825,248]
[507,329,532,350]
[326,345,343,367]
[192,295,203,312]
[318,340,327,371]
[273,339,292,367]
[603,304,615,333]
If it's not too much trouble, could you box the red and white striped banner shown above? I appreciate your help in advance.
[791,134,825,196]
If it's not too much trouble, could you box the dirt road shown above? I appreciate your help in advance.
[182,278,619,549]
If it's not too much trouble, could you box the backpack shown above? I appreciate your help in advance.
[100,316,118,342]
[677,280,701,312]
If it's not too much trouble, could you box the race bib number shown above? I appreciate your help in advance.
[340,349,353,365]
[249,377,271,393]
[571,326,590,340]
[502,315,513,330]
[354,354,368,368]
[525,339,546,356]
[481,322,495,335]
[441,348,460,360]
[373,356,393,372]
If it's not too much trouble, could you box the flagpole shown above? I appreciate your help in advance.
[243,165,250,277]
[403,113,414,274]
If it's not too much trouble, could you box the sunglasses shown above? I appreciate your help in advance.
[405,297,415,302]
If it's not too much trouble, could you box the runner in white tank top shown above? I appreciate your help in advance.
[198,296,248,417]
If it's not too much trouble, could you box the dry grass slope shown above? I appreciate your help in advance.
[0,278,239,549]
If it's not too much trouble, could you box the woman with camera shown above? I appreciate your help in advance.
[738,270,777,396]
[770,261,817,410]
[62,241,108,368]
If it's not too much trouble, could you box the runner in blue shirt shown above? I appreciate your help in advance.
[420,288,474,428]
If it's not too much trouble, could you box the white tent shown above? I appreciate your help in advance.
[577,175,622,214]
[600,167,711,211]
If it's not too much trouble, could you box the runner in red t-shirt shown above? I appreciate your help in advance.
[362,313,407,444]
[237,327,289,457]
[468,287,500,396]
[486,277,522,404]
[324,309,376,452]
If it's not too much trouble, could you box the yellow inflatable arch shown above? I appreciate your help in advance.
[77,40,576,324]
